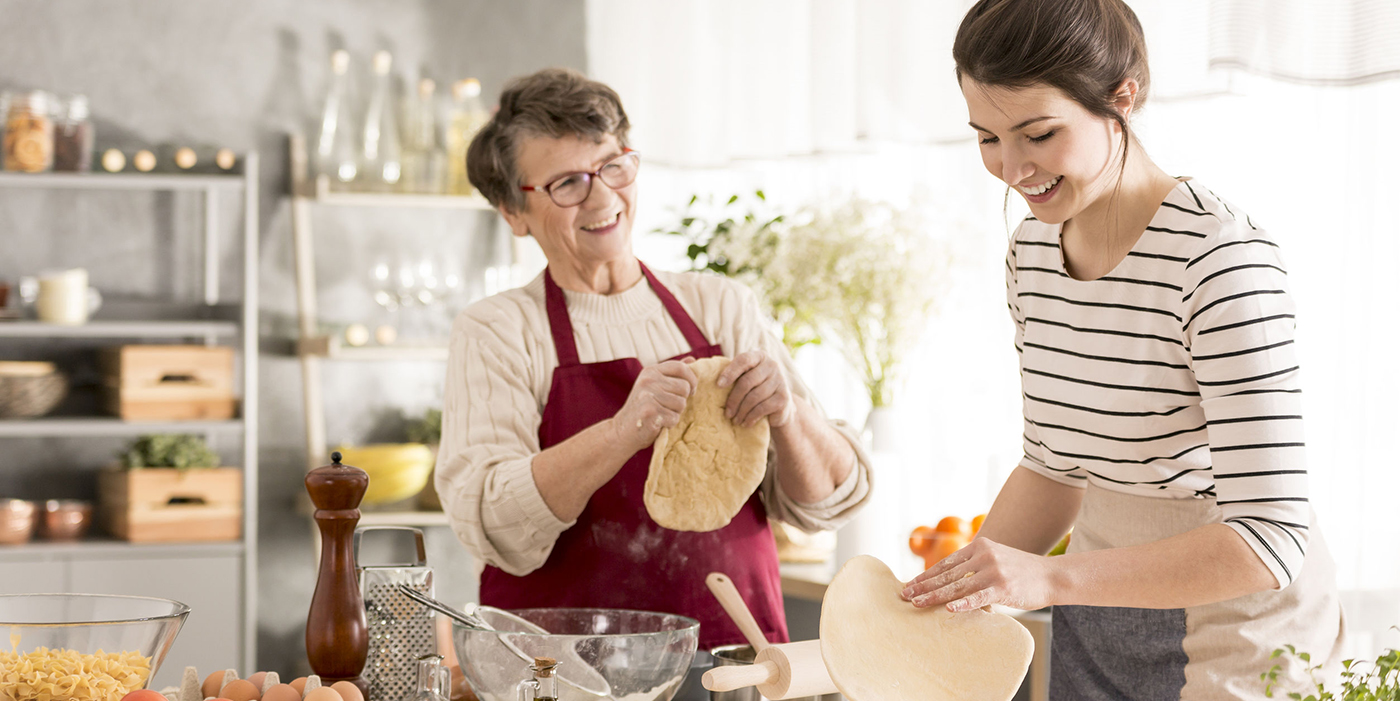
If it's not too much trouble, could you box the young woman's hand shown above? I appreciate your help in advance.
[716,349,795,428]
[611,359,698,453]
[901,537,1064,613]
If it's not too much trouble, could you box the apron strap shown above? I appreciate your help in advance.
[543,261,714,368]
[542,268,581,367]
[639,261,712,353]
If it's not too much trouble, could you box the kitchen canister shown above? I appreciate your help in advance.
[356,525,436,701]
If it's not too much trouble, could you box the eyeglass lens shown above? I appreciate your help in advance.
[546,152,639,207]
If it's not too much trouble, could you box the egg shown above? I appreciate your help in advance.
[121,692,168,701]
[330,682,363,701]
[289,678,308,696]
[262,684,301,701]
[204,671,228,699]
[222,679,262,701]
[303,688,343,701]
[247,672,268,690]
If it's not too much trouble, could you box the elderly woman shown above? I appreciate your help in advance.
[435,67,872,649]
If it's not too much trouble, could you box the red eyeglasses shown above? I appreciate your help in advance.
[520,149,641,207]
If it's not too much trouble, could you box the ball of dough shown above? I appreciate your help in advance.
[644,356,770,532]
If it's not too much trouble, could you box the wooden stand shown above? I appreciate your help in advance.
[305,451,369,694]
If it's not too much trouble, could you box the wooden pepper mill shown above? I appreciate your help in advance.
[306,451,370,694]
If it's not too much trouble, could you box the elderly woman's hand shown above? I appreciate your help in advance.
[611,359,699,454]
[717,350,795,429]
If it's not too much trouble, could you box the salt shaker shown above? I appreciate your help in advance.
[517,658,559,701]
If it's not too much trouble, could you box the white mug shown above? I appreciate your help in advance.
[34,269,102,325]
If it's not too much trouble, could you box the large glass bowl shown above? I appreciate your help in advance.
[454,608,699,701]
[0,594,189,698]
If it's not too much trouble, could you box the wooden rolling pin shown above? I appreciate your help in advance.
[702,640,838,699]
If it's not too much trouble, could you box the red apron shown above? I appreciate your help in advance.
[479,262,788,649]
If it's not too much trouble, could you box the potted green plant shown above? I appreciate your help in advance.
[1264,641,1399,700]
[99,434,241,542]
[406,408,443,511]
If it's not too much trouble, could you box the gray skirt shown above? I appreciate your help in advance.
[1050,482,1346,701]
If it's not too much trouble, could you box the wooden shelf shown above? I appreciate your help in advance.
[0,319,239,339]
[0,171,245,191]
[305,174,494,210]
[357,510,451,527]
[0,418,244,437]
[298,334,449,361]
[0,538,245,561]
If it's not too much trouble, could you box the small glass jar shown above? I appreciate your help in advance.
[53,94,94,172]
[3,90,54,173]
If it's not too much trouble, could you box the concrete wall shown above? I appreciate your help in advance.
[0,0,586,672]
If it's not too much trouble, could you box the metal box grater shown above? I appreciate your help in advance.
[356,526,436,701]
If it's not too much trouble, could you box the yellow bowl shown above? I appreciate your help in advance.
[335,443,435,505]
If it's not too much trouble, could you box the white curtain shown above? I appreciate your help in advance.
[584,0,1400,654]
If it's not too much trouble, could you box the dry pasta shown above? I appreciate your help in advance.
[0,647,151,701]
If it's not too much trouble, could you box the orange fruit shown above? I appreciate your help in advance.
[935,516,972,539]
[971,513,987,535]
[920,532,970,570]
[909,525,938,556]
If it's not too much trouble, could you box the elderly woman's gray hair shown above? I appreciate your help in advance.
[466,67,631,213]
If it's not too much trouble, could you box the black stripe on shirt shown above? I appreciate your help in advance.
[1146,225,1209,239]
[1128,251,1191,263]
[1161,200,1213,217]
[1231,519,1293,582]
[1230,516,1305,555]
[1211,442,1306,452]
[1217,496,1309,505]
[1193,339,1295,362]
[1183,181,1208,212]
[1025,368,1200,396]
[1183,263,1289,303]
[1224,388,1302,397]
[1036,440,1209,465]
[1197,313,1295,336]
[1025,392,1192,418]
[1186,238,1281,269]
[1026,317,1186,346]
[1020,291,1184,320]
[1097,275,1184,292]
[1029,417,1207,443]
[1205,414,1303,426]
[1087,466,1211,486]
[1023,341,1189,370]
[1234,515,1310,531]
[1183,289,1287,330]
[1214,469,1309,479]
[1196,366,1300,387]
[1017,265,1069,278]
[1017,240,1060,249]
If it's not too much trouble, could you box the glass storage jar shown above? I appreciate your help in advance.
[53,94,94,172]
[3,90,54,173]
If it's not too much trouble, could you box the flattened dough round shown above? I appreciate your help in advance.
[820,555,1034,701]
[644,356,770,532]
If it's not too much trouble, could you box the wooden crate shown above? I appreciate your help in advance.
[100,345,236,420]
[99,468,242,542]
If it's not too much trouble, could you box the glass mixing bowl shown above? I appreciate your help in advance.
[0,593,190,697]
[454,608,700,701]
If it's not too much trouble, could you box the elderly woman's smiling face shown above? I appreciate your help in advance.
[502,132,638,278]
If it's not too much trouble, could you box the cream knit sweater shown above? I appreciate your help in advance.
[436,267,872,576]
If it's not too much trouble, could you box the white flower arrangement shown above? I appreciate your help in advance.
[662,192,953,408]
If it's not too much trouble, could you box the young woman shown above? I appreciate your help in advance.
[901,0,1346,698]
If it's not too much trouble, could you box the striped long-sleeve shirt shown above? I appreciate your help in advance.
[1009,179,1310,589]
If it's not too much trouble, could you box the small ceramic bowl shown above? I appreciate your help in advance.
[41,499,93,541]
[0,499,38,545]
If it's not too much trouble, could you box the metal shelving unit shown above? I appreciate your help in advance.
[288,133,493,527]
[0,159,259,675]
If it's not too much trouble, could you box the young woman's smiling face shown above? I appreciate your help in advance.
[961,78,1126,225]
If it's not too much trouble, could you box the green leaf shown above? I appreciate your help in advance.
[688,194,698,206]
[681,217,696,227]
[727,194,739,205]
[755,190,766,201]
